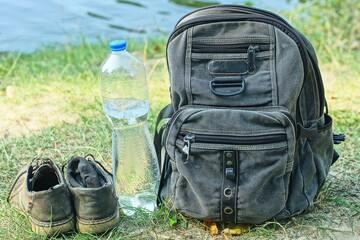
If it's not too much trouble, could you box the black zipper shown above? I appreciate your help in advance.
[192,43,269,73]
[182,132,286,145]
[192,43,270,53]
[169,14,307,67]
[181,132,287,161]
[174,5,291,29]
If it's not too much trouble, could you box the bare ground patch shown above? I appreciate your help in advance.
[0,86,79,138]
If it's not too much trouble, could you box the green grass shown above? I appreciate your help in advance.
[0,1,359,239]
[285,0,360,68]
[0,38,172,239]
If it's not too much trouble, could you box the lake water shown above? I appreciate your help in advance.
[0,0,297,53]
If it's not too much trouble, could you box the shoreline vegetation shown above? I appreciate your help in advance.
[0,1,359,239]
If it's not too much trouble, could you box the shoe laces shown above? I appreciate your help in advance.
[29,157,54,179]
[28,157,59,191]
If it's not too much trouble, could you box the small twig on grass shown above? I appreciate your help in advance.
[318,226,353,233]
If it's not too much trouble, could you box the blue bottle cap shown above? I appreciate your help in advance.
[109,39,126,52]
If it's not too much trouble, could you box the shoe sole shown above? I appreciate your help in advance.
[30,215,75,236]
[77,210,120,234]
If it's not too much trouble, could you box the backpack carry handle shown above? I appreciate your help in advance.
[209,78,245,97]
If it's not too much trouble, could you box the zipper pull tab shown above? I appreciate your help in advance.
[182,133,195,163]
[247,45,259,74]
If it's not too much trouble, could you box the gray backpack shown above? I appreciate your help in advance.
[154,5,344,224]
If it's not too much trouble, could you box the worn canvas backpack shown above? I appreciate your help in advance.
[154,5,344,224]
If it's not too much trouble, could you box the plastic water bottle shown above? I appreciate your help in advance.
[99,39,160,215]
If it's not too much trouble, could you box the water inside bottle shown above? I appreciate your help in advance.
[103,97,158,215]
[111,122,159,215]
[103,98,149,126]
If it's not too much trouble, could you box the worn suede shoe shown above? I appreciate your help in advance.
[65,154,120,234]
[7,158,75,236]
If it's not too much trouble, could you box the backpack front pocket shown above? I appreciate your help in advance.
[166,107,296,223]
[188,39,274,107]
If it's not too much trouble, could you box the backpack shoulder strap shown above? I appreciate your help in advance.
[154,104,174,167]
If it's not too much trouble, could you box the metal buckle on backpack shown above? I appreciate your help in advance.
[182,133,195,163]
[209,77,245,97]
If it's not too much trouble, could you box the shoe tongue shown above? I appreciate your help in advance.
[78,158,101,188]
[67,157,101,188]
